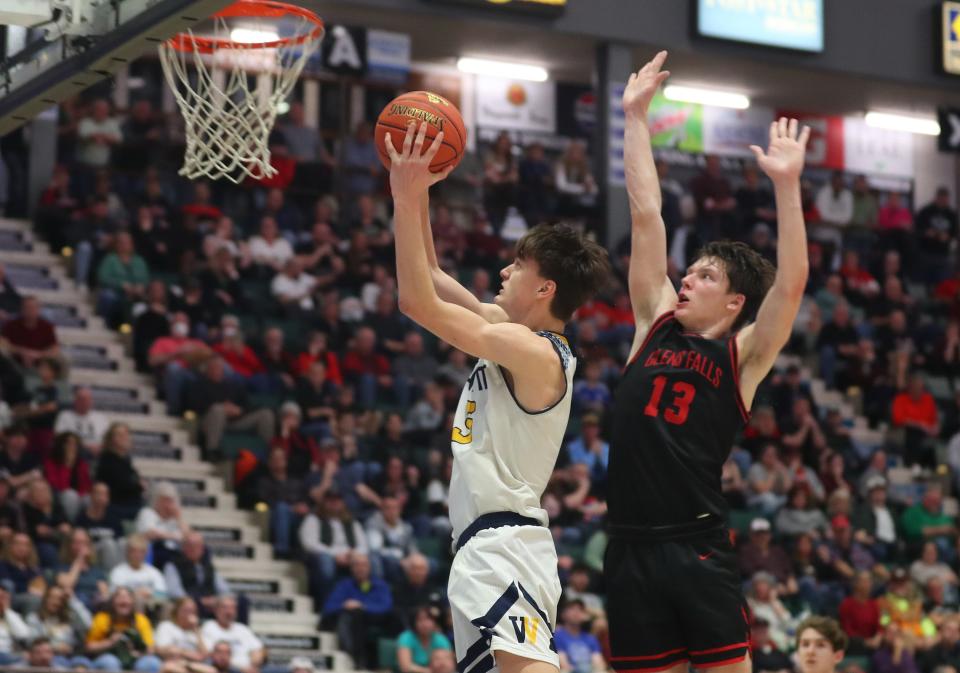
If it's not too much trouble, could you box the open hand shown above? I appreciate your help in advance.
[385,122,453,201]
[750,117,810,186]
[622,51,670,118]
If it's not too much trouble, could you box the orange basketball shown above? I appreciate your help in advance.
[375,91,466,173]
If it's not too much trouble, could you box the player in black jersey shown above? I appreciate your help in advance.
[605,51,811,673]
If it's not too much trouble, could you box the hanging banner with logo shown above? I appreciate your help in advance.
[608,84,626,186]
[475,76,556,133]
[556,83,595,139]
[647,92,704,152]
[943,1,960,75]
[776,110,844,170]
[366,29,411,83]
[318,25,367,76]
[842,117,914,178]
[940,107,960,152]
[703,106,774,157]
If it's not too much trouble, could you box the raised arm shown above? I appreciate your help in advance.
[622,52,678,363]
[419,193,508,324]
[736,118,811,408]
[387,123,561,410]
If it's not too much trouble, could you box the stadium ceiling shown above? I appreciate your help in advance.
[312,0,960,117]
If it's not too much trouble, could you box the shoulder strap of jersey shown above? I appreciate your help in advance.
[536,331,573,371]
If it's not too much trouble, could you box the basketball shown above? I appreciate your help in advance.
[375,91,466,173]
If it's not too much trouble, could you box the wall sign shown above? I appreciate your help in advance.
[697,0,824,52]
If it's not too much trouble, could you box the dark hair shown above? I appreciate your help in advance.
[51,432,81,466]
[30,637,52,650]
[693,240,776,331]
[515,223,611,321]
[796,615,847,653]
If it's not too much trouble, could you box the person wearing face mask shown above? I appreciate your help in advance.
[148,313,212,416]
[211,316,264,386]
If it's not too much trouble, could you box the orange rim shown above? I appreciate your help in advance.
[164,0,324,54]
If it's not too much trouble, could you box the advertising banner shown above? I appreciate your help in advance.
[476,76,556,133]
[703,106,774,157]
[697,0,824,52]
[842,117,914,178]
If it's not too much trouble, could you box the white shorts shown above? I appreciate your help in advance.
[448,525,561,673]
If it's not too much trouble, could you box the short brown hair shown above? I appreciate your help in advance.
[515,223,611,321]
[796,616,848,653]
[694,240,776,331]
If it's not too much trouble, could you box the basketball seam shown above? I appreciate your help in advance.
[414,96,465,149]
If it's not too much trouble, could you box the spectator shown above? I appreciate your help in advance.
[22,478,71,568]
[198,247,246,321]
[735,164,776,236]
[572,362,611,415]
[56,528,108,611]
[293,330,343,383]
[690,154,737,241]
[211,315,265,384]
[838,571,881,655]
[746,445,792,514]
[0,263,22,322]
[910,541,958,594]
[396,605,452,673]
[564,413,609,481]
[554,598,604,673]
[108,534,167,604]
[405,381,445,440]
[200,596,265,673]
[17,356,64,438]
[183,357,275,455]
[342,121,381,201]
[0,295,61,372]
[364,291,408,356]
[775,485,829,539]
[148,312,212,416]
[921,617,960,672]
[76,100,122,169]
[85,586,161,672]
[75,482,123,571]
[320,551,392,670]
[342,326,393,408]
[747,571,799,652]
[518,142,554,225]
[279,101,334,166]
[154,597,212,673]
[483,132,519,230]
[366,495,417,581]
[247,216,293,274]
[392,331,439,409]
[428,649,455,673]
[851,475,897,561]
[94,423,145,520]
[738,518,795,591]
[751,616,792,673]
[54,387,109,459]
[870,623,920,673]
[877,192,914,259]
[43,432,92,522]
[271,257,318,314]
[816,301,860,388]
[25,585,93,668]
[295,361,338,439]
[270,402,323,475]
[300,490,369,603]
[256,448,308,559]
[554,141,598,220]
[891,374,939,467]
[163,532,236,622]
[392,554,442,621]
[0,584,29,664]
[96,231,149,325]
[0,423,42,492]
[255,327,296,394]
[915,187,958,283]
[209,641,241,673]
[814,171,853,262]
[0,476,21,543]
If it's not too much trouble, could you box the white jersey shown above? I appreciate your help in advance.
[448,331,575,540]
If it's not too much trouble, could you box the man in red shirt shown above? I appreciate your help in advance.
[838,570,881,655]
[891,373,939,467]
[212,315,265,381]
[342,326,392,408]
[0,295,61,373]
[148,312,212,415]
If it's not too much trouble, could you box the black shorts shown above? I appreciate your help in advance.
[604,529,751,671]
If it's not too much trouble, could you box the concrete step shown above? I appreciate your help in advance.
[248,594,313,616]
[221,572,300,597]
[181,507,260,529]
[70,367,153,390]
[135,458,214,480]
[250,611,316,628]
[257,628,338,649]
[265,650,350,673]
[212,556,304,578]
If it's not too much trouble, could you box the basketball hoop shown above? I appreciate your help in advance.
[159,0,324,183]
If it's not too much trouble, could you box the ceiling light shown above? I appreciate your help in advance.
[663,85,749,110]
[865,111,940,136]
[456,57,548,82]
[230,27,279,44]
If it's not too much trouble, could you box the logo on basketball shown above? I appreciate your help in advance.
[426,93,449,106]
[507,84,527,106]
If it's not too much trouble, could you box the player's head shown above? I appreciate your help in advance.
[677,240,775,334]
[795,616,846,673]
[497,223,610,325]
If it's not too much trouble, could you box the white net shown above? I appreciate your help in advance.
[159,6,323,183]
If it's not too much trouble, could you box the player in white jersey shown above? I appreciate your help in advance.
[385,122,610,673]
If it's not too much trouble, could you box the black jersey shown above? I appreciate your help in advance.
[608,310,749,534]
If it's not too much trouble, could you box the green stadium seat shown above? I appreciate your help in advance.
[220,431,269,459]
[839,655,869,671]
[249,392,284,411]
[728,509,764,534]
[416,536,446,559]
[378,637,398,672]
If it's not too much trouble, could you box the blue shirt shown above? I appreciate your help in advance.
[553,628,600,673]
[322,576,393,616]
[396,630,452,666]
[565,438,609,474]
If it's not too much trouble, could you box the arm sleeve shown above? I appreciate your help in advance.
[363,580,393,614]
[322,580,348,615]
[163,563,186,599]
[298,515,331,555]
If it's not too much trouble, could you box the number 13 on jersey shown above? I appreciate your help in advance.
[644,376,696,425]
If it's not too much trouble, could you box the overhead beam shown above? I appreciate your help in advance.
[0,0,234,136]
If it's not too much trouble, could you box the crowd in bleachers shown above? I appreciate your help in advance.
[0,92,958,673]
